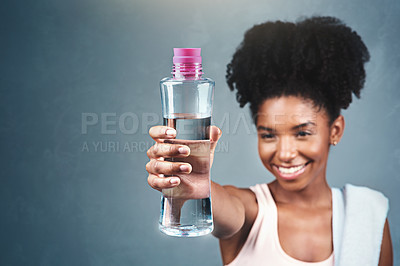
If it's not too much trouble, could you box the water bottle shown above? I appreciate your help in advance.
[159,48,215,237]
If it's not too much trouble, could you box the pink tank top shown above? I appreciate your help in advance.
[226,183,334,266]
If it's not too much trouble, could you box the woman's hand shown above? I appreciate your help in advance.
[146,125,222,198]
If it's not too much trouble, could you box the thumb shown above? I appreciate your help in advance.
[210,126,222,152]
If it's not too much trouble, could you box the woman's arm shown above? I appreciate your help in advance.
[210,182,246,238]
[378,219,393,266]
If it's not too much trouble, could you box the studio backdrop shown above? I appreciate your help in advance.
[1,0,399,265]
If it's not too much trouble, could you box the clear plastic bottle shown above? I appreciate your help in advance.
[159,48,215,237]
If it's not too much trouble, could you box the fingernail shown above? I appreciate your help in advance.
[178,147,189,154]
[179,165,190,172]
[170,178,179,185]
[166,129,176,136]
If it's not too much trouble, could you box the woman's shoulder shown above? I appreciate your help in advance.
[222,184,259,225]
[223,183,272,209]
[223,185,258,210]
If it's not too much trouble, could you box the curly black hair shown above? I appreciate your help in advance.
[226,16,370,124]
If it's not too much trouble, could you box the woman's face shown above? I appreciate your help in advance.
[256,96,338,191]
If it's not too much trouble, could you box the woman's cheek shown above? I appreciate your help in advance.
[300,140,328,160]
[258,143,274,168]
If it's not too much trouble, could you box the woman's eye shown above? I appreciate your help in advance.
[296,131,311,137]
[261,133,275,139]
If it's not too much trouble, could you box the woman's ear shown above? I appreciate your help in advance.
[330,115,345,146]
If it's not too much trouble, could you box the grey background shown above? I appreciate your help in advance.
[1,0,399,265]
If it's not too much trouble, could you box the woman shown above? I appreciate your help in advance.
[146,17,393,265]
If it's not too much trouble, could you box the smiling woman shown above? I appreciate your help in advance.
[145,16,393,266]
[256,96,339,190]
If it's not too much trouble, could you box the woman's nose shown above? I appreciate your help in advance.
[276,136,297,162]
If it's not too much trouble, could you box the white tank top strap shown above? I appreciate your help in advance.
[249,183,277,223]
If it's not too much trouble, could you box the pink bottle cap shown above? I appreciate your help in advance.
[173,48,202,64]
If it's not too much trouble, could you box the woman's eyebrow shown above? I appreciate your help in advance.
[292,121,316,130]
[257,121,316,132]
[257,126,274,132]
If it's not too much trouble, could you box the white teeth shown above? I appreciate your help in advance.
[278,164,305,174]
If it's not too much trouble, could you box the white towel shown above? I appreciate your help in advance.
[332,184,389,266]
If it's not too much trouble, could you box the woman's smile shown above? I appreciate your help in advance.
[273,162,311,180]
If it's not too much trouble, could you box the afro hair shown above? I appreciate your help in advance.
[226,16,370,124]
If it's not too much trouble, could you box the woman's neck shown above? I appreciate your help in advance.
[269,178,332,209]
